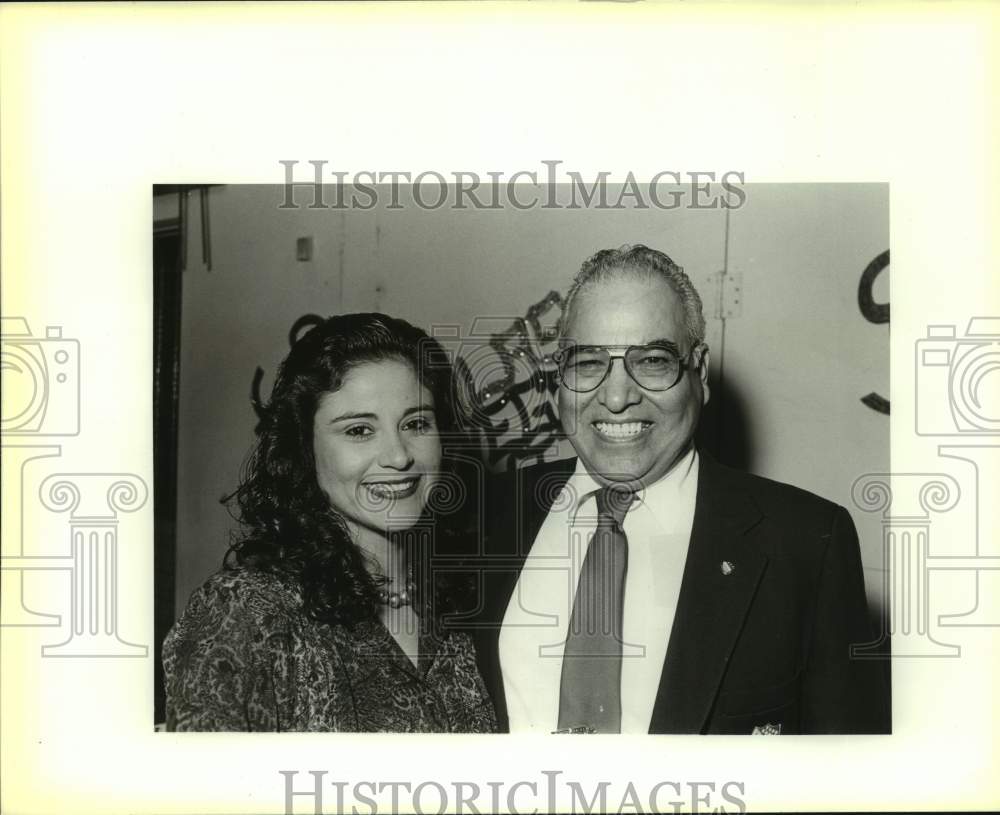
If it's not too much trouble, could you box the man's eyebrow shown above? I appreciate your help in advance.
[572,339,682,351]
[646,338,681,352]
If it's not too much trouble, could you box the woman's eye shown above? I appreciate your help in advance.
[405,416,435,433]
[344,425,374,438]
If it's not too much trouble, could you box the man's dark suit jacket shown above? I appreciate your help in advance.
[467,451,890,734]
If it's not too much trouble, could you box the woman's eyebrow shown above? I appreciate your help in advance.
[326,404,434,424]
[326,411,378,424]
[401,404,435,417]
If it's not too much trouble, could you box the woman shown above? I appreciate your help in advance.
[162,313,496,732]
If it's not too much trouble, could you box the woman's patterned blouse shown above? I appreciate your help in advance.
[162,567,497,732]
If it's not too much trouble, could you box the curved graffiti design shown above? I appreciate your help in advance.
[251,313,324,430]
[858,249,890,414]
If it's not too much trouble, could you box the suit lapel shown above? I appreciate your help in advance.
[648,453,767,733]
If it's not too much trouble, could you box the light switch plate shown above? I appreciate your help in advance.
[296,236,313,261]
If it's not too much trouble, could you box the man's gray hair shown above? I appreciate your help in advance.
[558,244,707,348]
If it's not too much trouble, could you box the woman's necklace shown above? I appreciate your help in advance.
[375,569,417,608]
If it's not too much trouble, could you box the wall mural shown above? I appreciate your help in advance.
[444,291,565,472]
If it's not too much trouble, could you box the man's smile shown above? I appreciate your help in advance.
[591,420,653,442]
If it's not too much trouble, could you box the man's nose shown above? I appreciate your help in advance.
[378,430,414,470]
[597,358,642,413]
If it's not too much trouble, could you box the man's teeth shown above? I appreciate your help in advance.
[594,421,648,438]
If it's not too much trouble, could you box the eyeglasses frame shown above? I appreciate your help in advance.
[553,341,708,393]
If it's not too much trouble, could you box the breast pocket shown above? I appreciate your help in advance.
[713,671,802,735]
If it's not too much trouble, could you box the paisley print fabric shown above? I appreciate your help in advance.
[163,567,496,732]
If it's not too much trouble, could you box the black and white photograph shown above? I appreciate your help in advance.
[4,3,999,814]
[153,181,890,735]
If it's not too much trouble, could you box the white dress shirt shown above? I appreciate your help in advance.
[499,448,699,733]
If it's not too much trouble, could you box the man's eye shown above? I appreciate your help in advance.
[632,351,677,369]
[345,425,374,438]
[571,358,606,372]
[636,354,672,367]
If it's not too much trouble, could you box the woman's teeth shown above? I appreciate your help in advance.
[366,478,420,498]
[593,421,649,440]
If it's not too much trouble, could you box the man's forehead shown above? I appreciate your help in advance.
[563,273,685,343]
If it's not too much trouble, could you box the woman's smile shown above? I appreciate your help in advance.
[362,475,423,500]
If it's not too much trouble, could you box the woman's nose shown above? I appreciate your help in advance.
[379,430,414,469]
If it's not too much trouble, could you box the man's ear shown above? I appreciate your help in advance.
[699,346,711,406]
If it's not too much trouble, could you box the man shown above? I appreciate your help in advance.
[471,244,889,734]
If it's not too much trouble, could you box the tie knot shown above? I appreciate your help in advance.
[595,485,635,527]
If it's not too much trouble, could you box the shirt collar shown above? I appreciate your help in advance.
[568,446,699,523]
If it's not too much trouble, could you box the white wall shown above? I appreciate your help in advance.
[161,184,888,616]
[726,184,889,609]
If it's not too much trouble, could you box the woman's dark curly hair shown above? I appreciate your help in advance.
[224,313,471,627]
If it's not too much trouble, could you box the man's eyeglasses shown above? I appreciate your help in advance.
[553,343,707,393]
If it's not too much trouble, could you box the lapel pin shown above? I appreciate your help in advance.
[721,560,735,576]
